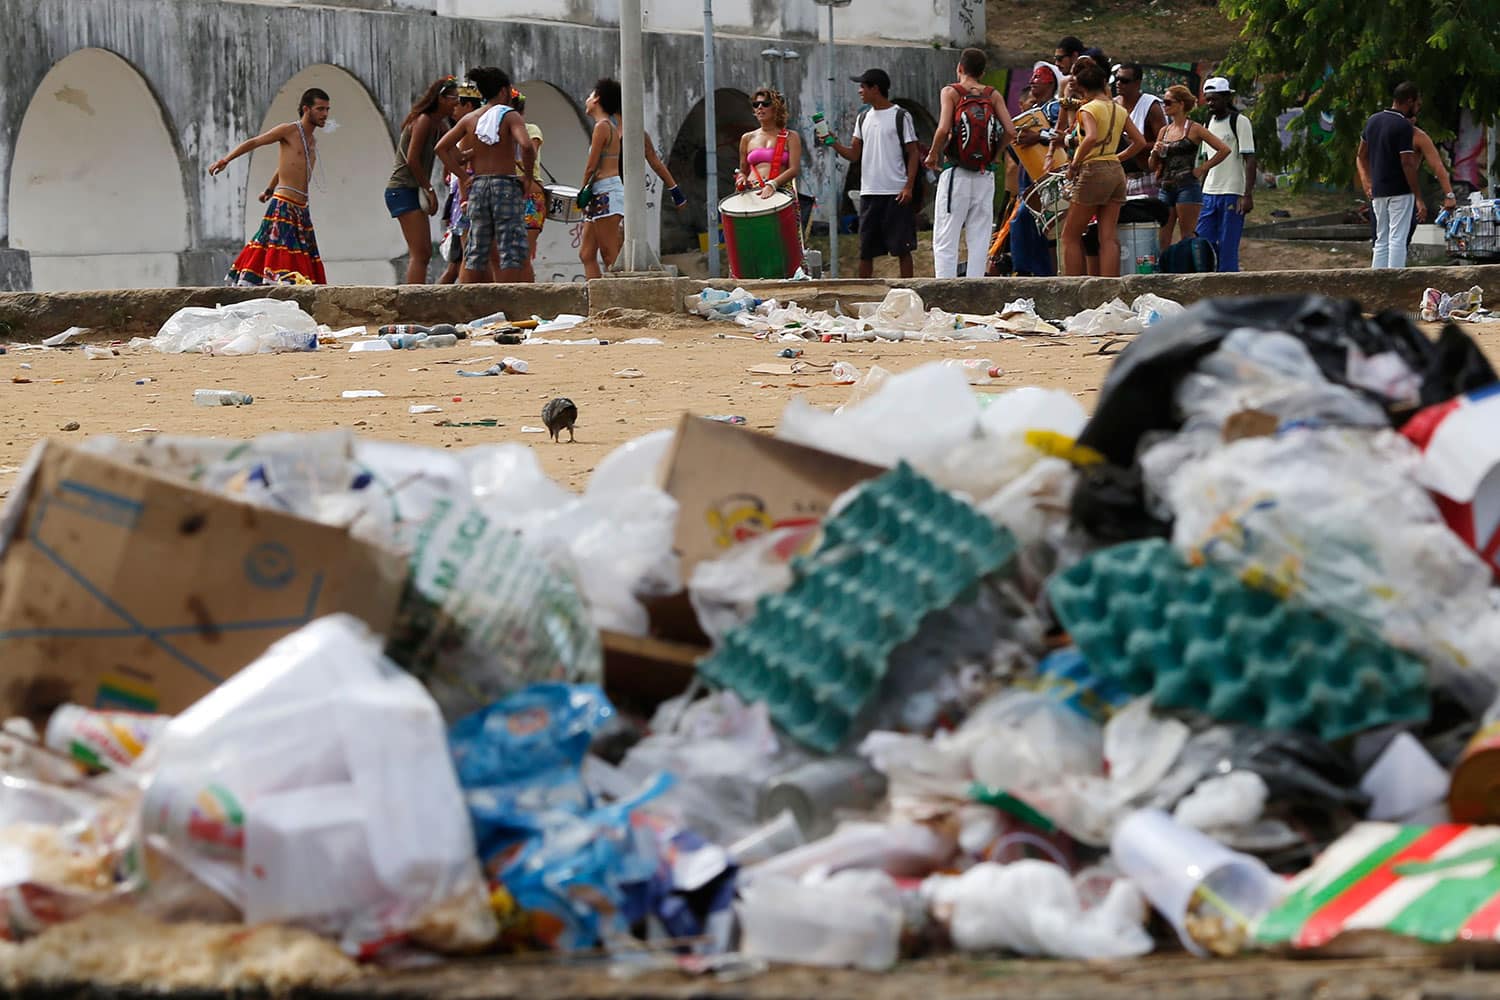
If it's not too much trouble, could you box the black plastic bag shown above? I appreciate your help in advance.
[1077,295,1497,467]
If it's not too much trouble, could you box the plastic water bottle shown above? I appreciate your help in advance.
[757,757,888,840]
[942,358,1002,384]
[267,329,318,352]
[378,324,429,337]
[831,361,860,384]
[417,333,459,349]
[193,389,253,407]
[469,310,508,329]
[812,112,834,147]
[501,357,529,374]
[384,333,424,349]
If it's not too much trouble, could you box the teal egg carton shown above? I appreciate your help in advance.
[1047,539,1429,741]
[698,463,1017,752]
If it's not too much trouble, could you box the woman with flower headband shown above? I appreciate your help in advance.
[438,84,483,284]
[387,76,460,284]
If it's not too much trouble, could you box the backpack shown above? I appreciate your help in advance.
[947,85,1003,171]
[857,106,929,203]
[1159,236,1218,274]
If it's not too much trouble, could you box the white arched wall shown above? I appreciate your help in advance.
[9,48,189,290]
[245,66,403,285]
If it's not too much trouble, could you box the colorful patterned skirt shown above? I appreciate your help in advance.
[226,195,327,286]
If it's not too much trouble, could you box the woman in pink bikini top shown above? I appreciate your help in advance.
[737,88,803,199]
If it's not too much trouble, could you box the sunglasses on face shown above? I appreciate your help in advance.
[752,100,773,108]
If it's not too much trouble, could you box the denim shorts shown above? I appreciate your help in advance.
[1159,181,1204,207]
[385,186,421,218]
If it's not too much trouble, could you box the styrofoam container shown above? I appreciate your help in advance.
[737,876,901,970]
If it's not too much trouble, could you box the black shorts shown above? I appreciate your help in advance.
[857,194,918,260]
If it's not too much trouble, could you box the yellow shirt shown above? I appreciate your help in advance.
[1074,98,1124,163]
[517,123,544,183]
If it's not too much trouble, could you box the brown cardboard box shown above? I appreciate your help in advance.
[0,442,407,722]
[660,415,883,580]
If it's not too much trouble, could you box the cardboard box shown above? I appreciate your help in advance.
[0,442,407,723]
[660,415,883,580]
[1403,384,1500,578]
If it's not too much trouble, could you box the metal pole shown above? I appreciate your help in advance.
[826,4,838,278]
[618,0,659,271]
[704,0,720,277]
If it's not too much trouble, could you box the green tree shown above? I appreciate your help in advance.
[1217,0,1500,187]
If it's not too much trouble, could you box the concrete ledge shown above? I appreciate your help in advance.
[2,265,1496,342]
[0,282,589,342]
[662,264,1500,319]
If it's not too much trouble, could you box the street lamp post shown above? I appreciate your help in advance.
[704,0,720,277]
[811,0,850,279]
[618,0,659,272]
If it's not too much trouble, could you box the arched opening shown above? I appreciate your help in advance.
[514,80,593,284]
[245,66,402,285]
[661,89,756,261]
[840,98,939,235]
[9,48,189,290]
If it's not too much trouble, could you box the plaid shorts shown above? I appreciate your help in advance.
[465,174,527,272]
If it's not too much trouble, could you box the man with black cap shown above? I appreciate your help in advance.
[832,68,922,278]
[1194,76,1256,272]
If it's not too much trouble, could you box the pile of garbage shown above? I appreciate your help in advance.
[6,294,1500,987]
[687,286,1185,341]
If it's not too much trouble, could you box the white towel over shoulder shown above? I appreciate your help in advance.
[476,105,512,146]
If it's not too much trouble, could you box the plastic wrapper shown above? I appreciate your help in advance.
[688,527,802,644]
[142,615,495,957]
[0,775,144,940]
[1172,329,1391,435]
[924,860,1153,958]
[149,299,319,355]
[619,692,795,846]
[777,362,982,473]
[386,497,603,718]
[1160,427,1500,708]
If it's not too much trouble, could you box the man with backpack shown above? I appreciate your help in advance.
[833,68,924,278]
[925,48,1016,278]
[1194,77,1256,272]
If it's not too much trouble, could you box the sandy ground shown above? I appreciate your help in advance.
[4,313,1498,502]
[0,319,1123,498]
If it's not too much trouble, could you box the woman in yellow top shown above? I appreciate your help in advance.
[1059,57,1147,276]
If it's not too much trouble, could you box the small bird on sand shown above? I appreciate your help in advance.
[542,397,578,443]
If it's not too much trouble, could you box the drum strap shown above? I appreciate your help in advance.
[759,130,790,190]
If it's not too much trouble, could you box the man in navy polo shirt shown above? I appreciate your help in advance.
[1358,82,1425,270]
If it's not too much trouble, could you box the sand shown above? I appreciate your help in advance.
[0,320,1123,496]
[4,315,1497,499]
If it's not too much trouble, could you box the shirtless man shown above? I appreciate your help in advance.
[436,67,534,284]
[210,88,331,285]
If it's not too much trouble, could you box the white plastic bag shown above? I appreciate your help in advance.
[1064,298,1143,336]
[923,861,1152,958]
[737,875,903,970]
[777,362,980,470]
[142,616,496,955]
[152,299,319,355]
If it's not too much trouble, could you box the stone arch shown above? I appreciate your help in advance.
[661,89,756,257]
[840,98,940,231]
[9,48,190,290]
[245,66,403,285]
[514,80,594,283]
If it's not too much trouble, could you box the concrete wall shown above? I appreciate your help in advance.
[1,0,957,291]
[419,0,980,43]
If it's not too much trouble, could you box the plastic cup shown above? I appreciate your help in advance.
[1111,808,1284,956]
[728,809,807,866]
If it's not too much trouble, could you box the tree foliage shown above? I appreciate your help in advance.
[1217,0,1500,187]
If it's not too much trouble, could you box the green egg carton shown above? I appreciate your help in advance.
[698,463,1017,752]
[1046,539,1428,741]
